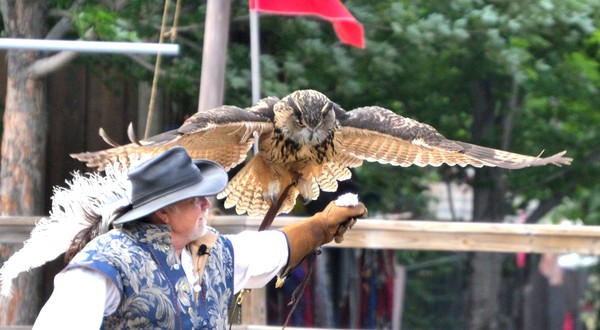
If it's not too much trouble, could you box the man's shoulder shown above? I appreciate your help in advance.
[77,227,135,256]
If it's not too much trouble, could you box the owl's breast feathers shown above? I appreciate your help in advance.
[268,126,336,167]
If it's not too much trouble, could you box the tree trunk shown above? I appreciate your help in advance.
[1,74,47,215]
[522,260,549,330]
[467,80,508,330]
[0,0,47,325]
[0,0,47,215]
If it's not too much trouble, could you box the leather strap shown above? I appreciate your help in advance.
[188,231,217,301]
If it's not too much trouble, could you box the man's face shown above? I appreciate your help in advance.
[169,196,212,242]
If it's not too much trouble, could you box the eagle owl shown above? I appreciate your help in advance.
[72,89,572,217]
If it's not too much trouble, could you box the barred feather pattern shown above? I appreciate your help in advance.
[0,161,135,297]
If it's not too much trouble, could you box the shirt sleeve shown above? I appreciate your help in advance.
[33,267,120,329]
[226,230,289,293]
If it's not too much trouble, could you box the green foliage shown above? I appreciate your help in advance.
[550,186,600,225]
[354,164,435,217]
[56,0,600,221]
[8,0,600,328]
[397,250,467,328]
[73,5,139,41]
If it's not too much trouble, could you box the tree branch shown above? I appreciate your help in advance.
[26,51,78,78]
[175,34,203,53]
[22,0,89,78]
[540,144,600,186]
[31,0,137,78]
[126,54,169,76]
[45,9,75,39]
[524,144,600,224]
[45,0,88,39]
[526,192,567,224]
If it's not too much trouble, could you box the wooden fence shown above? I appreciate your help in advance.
[1,215,600,327]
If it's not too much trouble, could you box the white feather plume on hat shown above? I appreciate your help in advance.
[0,162,133,297]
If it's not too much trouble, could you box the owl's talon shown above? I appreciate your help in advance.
[262,193,277,205]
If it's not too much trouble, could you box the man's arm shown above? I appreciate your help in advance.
[227,230,289,292]
[227,201,366,293]
[33,267,118,329]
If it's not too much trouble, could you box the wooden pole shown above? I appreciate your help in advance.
[197,0,231,112]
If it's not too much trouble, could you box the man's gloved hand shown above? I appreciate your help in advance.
[277,201,367,286]
[319,201,366,243]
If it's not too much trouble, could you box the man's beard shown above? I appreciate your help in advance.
[188,218,207,240]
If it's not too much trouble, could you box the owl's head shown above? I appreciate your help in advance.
[275,90,338,146]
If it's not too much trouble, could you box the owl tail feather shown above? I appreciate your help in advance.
[218,157,298,217]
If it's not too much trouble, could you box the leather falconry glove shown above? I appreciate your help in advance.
[277,201,367,286]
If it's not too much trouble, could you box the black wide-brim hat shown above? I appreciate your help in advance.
[112,146,228,224]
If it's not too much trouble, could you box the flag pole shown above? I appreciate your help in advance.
[250,8,261,155]
[250,9,261,104]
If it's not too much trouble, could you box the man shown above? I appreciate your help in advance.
[33,146,366,329]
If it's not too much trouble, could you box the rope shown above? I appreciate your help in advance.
[144,0,182,138]
[282,251,319,329]
[169,0,182,41]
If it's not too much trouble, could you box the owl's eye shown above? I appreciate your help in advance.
[295,119,305,128]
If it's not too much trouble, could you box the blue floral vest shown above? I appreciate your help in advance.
[67,222,234,329]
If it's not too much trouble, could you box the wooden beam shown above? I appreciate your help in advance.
[3,216,600,255]
[212,216,600,255]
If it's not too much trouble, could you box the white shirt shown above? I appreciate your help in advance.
[33,230,288,329]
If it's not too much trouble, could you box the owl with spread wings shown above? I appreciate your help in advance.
[72,89,572,219]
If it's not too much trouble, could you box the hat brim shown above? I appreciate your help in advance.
[112,159,228,225]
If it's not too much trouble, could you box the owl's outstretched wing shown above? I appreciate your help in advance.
[71,103,275,171]
[335,106,572,169]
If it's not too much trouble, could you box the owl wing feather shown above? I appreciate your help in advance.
[336,106,573,169]
[71,104,275,171]
[71,91,573,220]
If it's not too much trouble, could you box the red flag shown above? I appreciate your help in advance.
[249,0,365,49]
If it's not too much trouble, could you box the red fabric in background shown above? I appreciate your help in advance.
[249,0,365,48]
